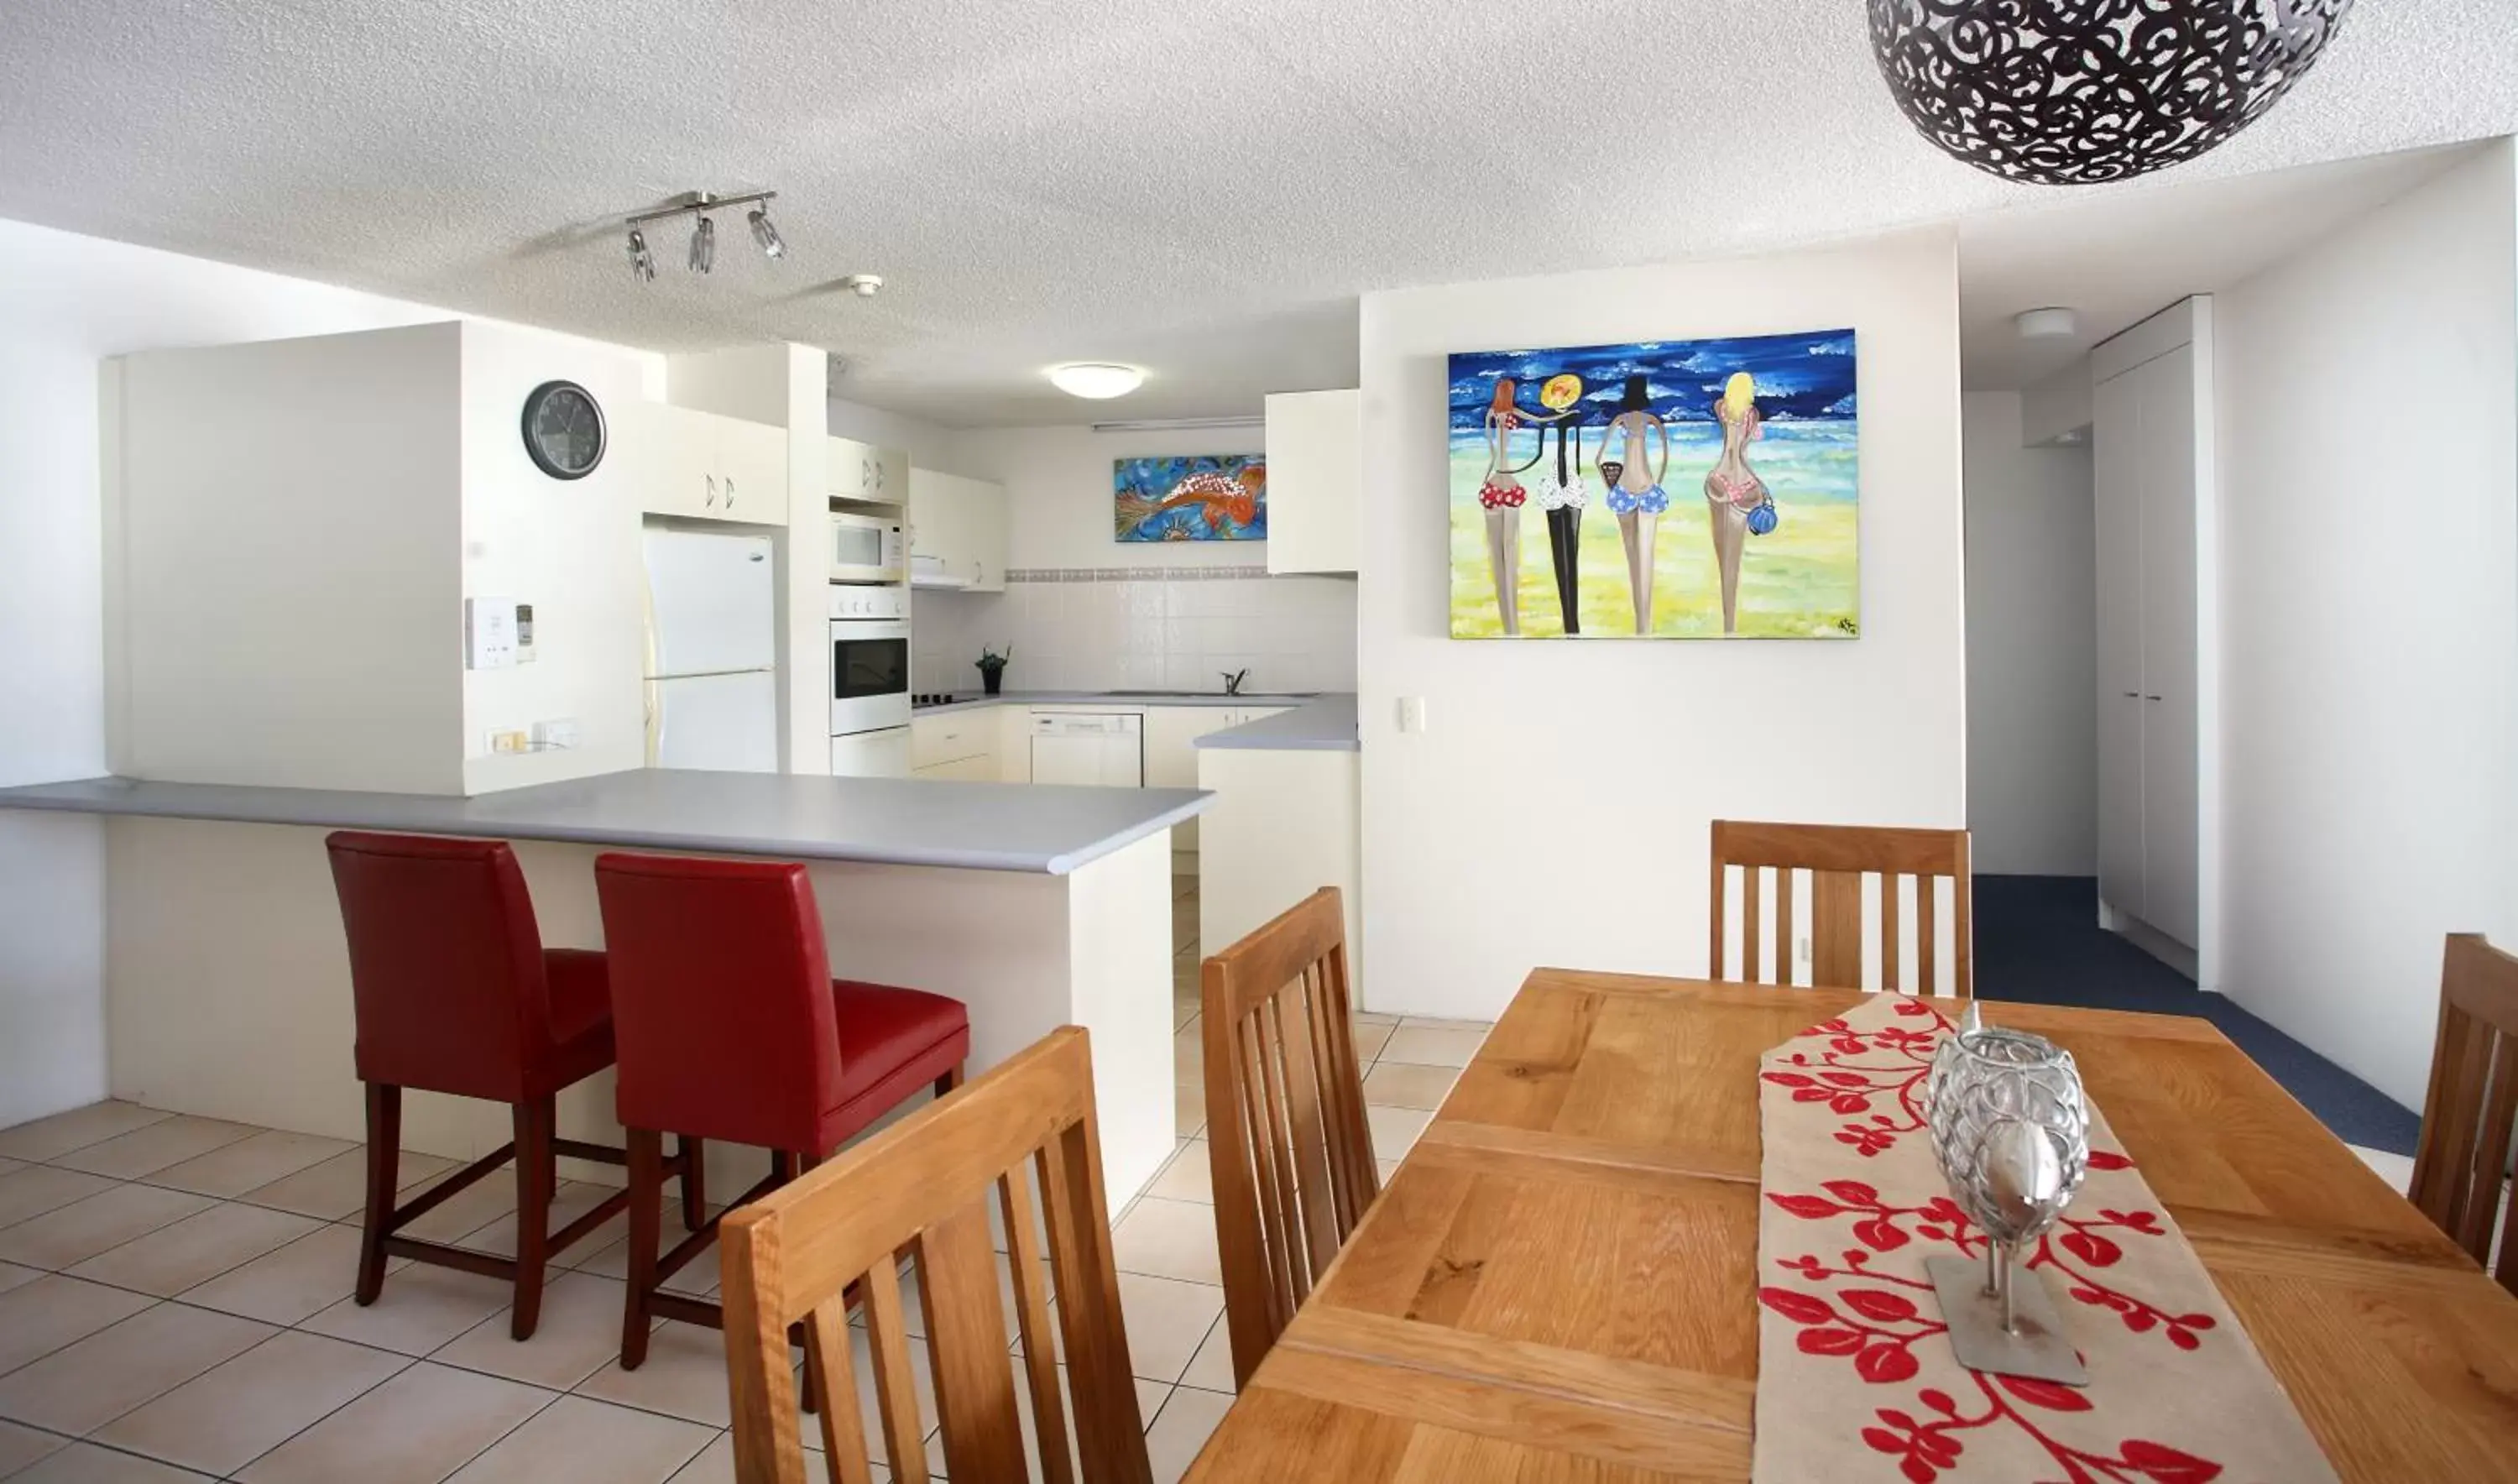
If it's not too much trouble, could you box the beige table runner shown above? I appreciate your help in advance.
[1752,993,2336,1483]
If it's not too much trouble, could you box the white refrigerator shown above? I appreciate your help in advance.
[643,529,780,772]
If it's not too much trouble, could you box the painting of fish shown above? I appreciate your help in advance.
[1115,455,1267,542]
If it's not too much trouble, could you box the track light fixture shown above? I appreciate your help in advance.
[623,189,786,283]
[747,204,785,259]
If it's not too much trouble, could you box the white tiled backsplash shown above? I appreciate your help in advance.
[912,568,1356,695]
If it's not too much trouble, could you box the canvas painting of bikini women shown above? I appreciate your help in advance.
[1115,454,1267,541]
[1447,329,1859,639]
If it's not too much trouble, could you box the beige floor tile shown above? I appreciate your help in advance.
[1350,1020,1393,1063]
[666,1431,847,1483]
[94,1330,410,1476]
[0,1166,121,1231]
[0,1261,40,1296]
[2350,1143,2416,1194]
[820,1326,935,1469]
[300,1262,513,1356]
[1146,1384,1235,1484]
[1173,1022,1204,1089]
[443,1393,716,1484]
[0,1269,159,1370]
[1377,1158,1401,1186]
[1144,1141,1213,1204]
[0,1184,216,1272]
[0,1156,19,1177]
[1362,1063,1460,1112]
[239,1147,457,1222]
[431,1269,637,1391]
[1351,1011,1401,1029]
[8,1441,213,1482]
[1179,1314,1235,1393]
[0,1103,174,1164]
[1365,1105,1433,1160]
[556,1189,718,1274]
[178,1223,387,1327]
[1173,996,1199,1032]
[1117,1272,1224,1384]
[0,1416,67,1475]
[1111,1198,1221,1286]
[1173,1084,1206,1141]
[142,1131,357,1200]
[398,1169,523,1245]
[0,1300,274,1436]
[238,1361,556,1484]
[1398,1015,1493,1033]
[1377,1025,1486,1069]
[69,1202,321,1298]
[50,1119,259,1182]
[572,1318,736,1427]
[450,1181,621,1259]
[0,1275,158,1377]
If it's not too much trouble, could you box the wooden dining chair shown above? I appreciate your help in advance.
[1201,886,1378,1389]
[718,1027,1149,1484]
[2410,933,2518,1292]
[1708,820,1973,997]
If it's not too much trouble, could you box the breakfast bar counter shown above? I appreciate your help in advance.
[0,769,1208,1204]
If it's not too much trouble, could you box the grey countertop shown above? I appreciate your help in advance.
[912,690,1361,752]
[908,689,1321,717]
[0,769,1211,876]
[1193,693,1360,752]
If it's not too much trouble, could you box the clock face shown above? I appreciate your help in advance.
[522,380,604,480]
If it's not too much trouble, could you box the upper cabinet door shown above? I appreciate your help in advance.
[713,416,789,527]
[633,402,724,521]
[2092,368,2146,922]
[1264,389,1360,574]
[831,438,908,505]
[966,478,1008,591]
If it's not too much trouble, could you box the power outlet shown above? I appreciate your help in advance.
[487,729,530,755]
[531,718,579,750]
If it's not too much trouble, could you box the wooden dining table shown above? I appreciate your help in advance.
[1182,969,2518,1481]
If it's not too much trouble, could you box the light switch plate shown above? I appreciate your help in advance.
[1397,697,1426,733]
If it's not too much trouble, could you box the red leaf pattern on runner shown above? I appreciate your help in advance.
[1762,998,2238,1482]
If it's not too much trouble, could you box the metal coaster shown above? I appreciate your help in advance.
[1925,1254,2090,1387]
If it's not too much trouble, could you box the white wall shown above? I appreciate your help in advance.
[2215,140,2518,1110]
[1356,233,1967,1018]
[828,393,965,475]
[1963,390,2097,875]
[0,217,474,1126]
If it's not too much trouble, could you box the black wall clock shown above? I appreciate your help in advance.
[521,379,605,480]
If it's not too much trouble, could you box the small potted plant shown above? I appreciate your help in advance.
[974,643,1013,697]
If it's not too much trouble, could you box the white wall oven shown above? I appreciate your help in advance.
[828,584,909,774]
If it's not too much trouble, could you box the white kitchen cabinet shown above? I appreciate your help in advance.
[633,402,787,527]
[911,709,995,771]
[828,437,907,505]
[2092,299,2212,959]
[1264,389,1360,574]
[912,754,997,782]
[909,468,1011,592]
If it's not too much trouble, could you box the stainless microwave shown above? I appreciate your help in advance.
[830,511,904,584]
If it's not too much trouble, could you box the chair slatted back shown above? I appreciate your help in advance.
[1709,820,1973,997]
[2411,933,2518,1293]
[718,1027,1148,1484]
[1201,886,1377,1388]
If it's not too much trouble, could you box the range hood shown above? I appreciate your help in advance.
[908,554,968,590]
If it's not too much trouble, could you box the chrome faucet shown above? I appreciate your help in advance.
[1220,668,1249,697]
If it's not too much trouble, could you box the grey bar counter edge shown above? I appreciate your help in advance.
[0,769,1214,876]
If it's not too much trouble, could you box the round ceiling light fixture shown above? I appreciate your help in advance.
[838,274,883,298]
[1048,363,1146,400]
[1867,0,2354,186]
[2014,306,2079,341]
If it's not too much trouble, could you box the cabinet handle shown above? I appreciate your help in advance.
[2121,692,2140,698]
[2144,694,2163,701]
[705,474,718,507]
[725,477,735,509]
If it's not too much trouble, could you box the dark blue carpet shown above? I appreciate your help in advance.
[1976,875,2421,1157]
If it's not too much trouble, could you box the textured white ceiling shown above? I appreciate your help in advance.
[0,0,2509,424]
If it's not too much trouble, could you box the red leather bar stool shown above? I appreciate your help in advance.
[593,851,971,1369]
[325,831,699,1340]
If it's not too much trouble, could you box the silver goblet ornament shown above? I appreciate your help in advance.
[1923,1006,2092,1384]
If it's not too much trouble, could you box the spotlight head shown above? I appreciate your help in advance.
[688,215,716,274]
[748,205,785,260]
[626,227,655,283]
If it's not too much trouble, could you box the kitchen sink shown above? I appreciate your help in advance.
[1100,690,1317,698]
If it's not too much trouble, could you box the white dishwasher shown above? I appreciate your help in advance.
[1029,712,1145,786]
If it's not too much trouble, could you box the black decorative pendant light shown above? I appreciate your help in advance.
[1868,0,2355,186]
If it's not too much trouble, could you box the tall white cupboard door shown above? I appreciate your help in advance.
[2136,346,2202,946]
[2092,371,2147,921]
[713,417,789,527]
